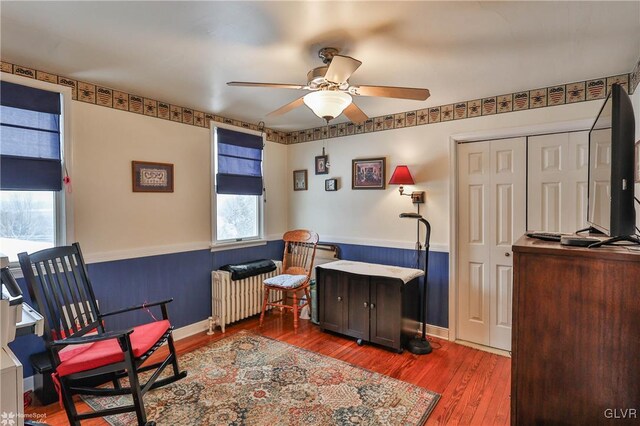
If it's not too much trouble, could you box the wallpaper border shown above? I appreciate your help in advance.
[287,72,631,144]
[2,58,636,146]
[0,60,289,144]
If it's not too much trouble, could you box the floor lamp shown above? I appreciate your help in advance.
[399,212,433,355]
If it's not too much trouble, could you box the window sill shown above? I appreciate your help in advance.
[210,239,267,252]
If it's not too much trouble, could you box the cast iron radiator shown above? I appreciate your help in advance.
[211,260,282,332]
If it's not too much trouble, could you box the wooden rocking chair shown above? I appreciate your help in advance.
[259,229,319,331]
[18,243,187,426]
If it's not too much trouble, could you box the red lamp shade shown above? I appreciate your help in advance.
[388,165,415,185]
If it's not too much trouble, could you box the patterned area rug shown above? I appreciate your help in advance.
[83,331,440,425]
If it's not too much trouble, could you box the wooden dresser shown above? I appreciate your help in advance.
[512,236,640,424]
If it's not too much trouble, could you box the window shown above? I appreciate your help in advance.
[211,125,264,246]
[0,80,66,263]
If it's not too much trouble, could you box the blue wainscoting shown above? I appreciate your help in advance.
[330,242,449,328]
[8,239,449,379]
[9,240,284,378]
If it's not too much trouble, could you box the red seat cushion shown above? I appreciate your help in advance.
[56,320,170,377]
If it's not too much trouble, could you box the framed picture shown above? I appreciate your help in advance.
[352,157,386,190]
[325,178,337,191]
[315,155,328,175]
[635,140,640,183]
[132,161,174,192]
[293,169,307,191]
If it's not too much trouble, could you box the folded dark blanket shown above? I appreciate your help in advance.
[219,259,277,281]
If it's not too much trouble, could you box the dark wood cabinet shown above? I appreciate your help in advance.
[370,277,403,348]
[512,236,640,425]
[317,263,420,352]
[318,268,343,334]
[344,274,369,340]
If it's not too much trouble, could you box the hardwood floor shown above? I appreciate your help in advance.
[25,314,511,425]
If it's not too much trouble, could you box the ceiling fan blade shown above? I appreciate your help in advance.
[343,102,369,123]
[266,96,305,117]
[227,81,306,90]
[324,55,362,84]
[351,85,430,101]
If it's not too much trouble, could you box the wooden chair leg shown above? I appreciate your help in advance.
[260,287,270,327]
[304,287,311,310]
[166,332,181,376]
[119,336,148,426]
[112,375,121,389]
[125,358,148,425]
[293,291,298,331]
[60,376,81,426]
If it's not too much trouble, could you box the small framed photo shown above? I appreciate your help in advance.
[352,157,386,190]
[325,178,337,191]
[635,140,640,183]
[132,161,174,192]
[293,169,307,191]
[315,155,328,175]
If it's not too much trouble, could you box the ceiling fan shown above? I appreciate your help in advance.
[227,47,430,124]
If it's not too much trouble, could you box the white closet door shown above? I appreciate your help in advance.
[458,142,491,346]
[528,131,589,233]
[588,129,612,228]
[457,138,525,350]
[488,138,526,350]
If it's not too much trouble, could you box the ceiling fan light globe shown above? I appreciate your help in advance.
[303,90,352,122]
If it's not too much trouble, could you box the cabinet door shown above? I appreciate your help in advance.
[343,274,369,340]
[369,278,402,349]
[318,270,344,333]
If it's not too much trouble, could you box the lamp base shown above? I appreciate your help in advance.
[407,337,432,355]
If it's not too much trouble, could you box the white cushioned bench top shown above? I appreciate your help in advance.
[316,260,424,284]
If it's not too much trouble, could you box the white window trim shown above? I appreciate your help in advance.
[0,72,74,276]
[210,121,266,251]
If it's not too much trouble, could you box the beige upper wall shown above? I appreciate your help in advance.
[264,141,289,238]
[71,101,288,258]
[72,102,210,255]
[287,101,604,250]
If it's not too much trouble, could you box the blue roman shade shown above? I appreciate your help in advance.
[215,127,263,196]
[1,81,62,191]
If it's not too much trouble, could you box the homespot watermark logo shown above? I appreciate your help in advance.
[604,408,637,419]
[0,412,15,426]
[1,412,47,425]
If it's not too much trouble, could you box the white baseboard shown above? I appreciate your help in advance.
[24,375,34,393]
[454,339,511,357]
[22,319,210,394]
[424,323,450,340]
[171,319,209,341]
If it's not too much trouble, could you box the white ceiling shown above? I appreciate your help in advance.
[1,1,639,131]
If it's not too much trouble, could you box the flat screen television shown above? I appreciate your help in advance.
[586,83,638,246]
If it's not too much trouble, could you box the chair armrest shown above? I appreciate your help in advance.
[98,298,174,318]
[52,329,133,347]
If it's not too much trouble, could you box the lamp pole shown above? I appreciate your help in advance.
[399,212,433,355]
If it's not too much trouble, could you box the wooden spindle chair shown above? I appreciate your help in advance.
[18,243,187,426]
[259,229,319,331]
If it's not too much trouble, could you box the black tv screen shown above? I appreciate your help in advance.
[587,83,636,237]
